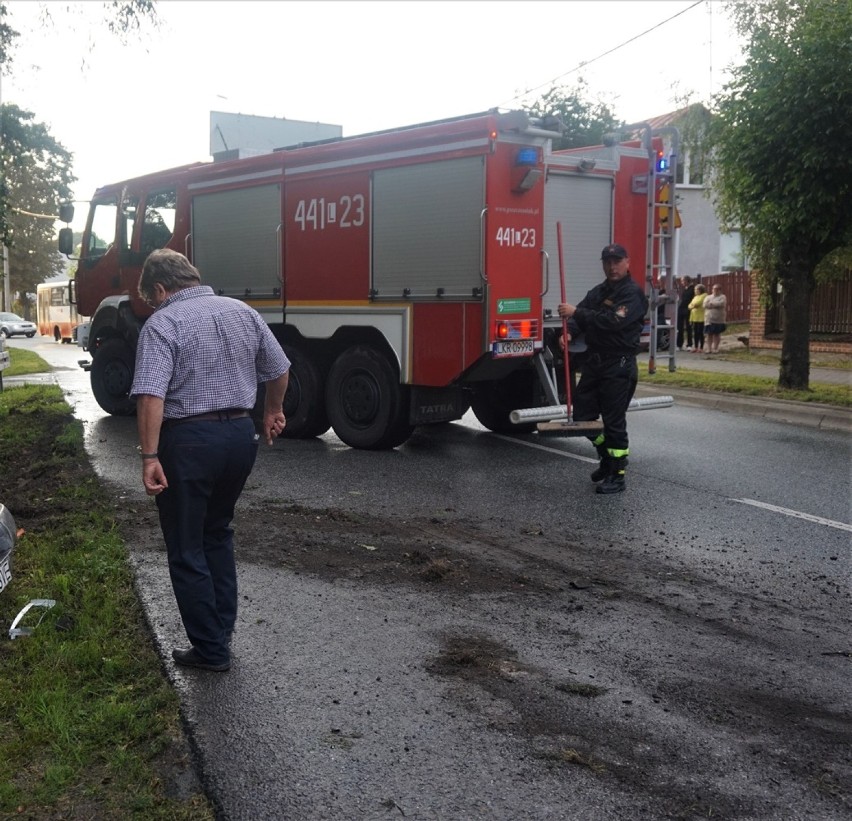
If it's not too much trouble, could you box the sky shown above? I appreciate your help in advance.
[3,1,743,232]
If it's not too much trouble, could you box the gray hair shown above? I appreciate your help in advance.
[138,249,201,302]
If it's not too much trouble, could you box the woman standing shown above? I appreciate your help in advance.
[688,284,707,353]
[703,283,728,354]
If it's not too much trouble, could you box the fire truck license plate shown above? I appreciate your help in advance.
[492,340,534,357]
[0,556,11,594]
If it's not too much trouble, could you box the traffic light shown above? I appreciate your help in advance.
[656,150,669,173]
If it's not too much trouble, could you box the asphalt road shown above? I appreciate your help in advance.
[5,335,851,820]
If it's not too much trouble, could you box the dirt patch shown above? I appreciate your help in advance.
[117,499,572,596]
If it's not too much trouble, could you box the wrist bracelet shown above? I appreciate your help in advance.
[140,452,159,459]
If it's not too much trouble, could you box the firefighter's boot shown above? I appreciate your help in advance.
[590,442,610,483]
[596,456,627,494]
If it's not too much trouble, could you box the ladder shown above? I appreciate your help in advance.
[645,127,680,374]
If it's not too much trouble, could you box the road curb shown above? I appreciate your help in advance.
[1,373,58,389]
[635,384,852,434]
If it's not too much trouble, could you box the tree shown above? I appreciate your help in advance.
[1,104,74,315]
[0,3,16,67]
[709,0,852,390]
[523,80,620,150]
[0,1,159,311]
[0,1,158,68]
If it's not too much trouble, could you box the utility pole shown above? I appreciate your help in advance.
[2,244,9,313]
[1,64,6,312]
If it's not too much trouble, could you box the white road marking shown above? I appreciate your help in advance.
[733,498,852,533]
[492,434,597,463]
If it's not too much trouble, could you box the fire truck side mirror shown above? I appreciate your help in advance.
[58,227,74,257]
[59,202,75,223]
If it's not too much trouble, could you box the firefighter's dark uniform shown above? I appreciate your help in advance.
[568,267,648,493]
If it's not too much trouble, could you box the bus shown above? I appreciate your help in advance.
[36,280,89,344]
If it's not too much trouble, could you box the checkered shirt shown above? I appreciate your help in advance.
[130,286,290,419]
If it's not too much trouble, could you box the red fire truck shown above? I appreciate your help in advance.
[60,110,676,449]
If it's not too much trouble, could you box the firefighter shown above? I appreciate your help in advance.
[558,244,649,494]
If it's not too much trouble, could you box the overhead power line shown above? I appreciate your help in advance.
[500,0,704,107]
[12,207,58,220]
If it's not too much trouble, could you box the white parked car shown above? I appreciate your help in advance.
[0,312,37,338]
[640,318,672,351]
[0,334,9,388]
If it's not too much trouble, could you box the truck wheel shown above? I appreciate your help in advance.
[471,370,537,434]
[90,338,137,416]
[280,346,330,438]
[326,345,413,450]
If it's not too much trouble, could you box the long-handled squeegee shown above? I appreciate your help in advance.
[537,223,606,436]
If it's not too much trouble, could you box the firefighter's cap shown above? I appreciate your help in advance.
[601,243,628,260]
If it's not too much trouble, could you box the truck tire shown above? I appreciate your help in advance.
[325,345,413,450]
[90,338,137,416]
[280,346,330,438]
[471,370,537,434]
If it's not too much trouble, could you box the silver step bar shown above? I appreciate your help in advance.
[510,395,674,425]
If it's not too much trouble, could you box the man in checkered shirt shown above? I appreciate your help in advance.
[131,249,290,672]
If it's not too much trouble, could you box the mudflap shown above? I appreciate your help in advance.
[409,385,471,425]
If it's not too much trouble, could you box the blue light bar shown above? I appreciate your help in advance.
[516,147,538,166]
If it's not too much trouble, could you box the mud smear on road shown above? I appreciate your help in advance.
[113,496,851,819]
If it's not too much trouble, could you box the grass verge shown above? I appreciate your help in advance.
[639,368,850,407]
[2,347,52,377]
[0,384,213,819]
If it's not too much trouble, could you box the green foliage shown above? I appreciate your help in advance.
[1,104,75,310]
[670,102,713,186]
[0,3,17,67]
[711,0,852,280]
[1,2,159,68]
[0,2,159,312]
[523,80,620,149]
[708,0,852,389]
[104,0,159,40]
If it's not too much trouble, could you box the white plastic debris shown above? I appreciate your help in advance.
[9,599,56,640]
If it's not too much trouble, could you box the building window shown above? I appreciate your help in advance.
[720,232,744,271]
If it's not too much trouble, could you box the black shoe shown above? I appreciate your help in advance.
[590,461,608,482]
[596,474,626,494]
[590,445,610,483]
[172,646,230,672]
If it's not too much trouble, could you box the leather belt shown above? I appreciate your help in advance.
[586,352,634,364]
[162,409,250,428]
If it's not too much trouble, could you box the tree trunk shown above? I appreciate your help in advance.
[778,266,812,390]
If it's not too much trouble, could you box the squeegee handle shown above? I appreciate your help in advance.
[556,222,572,415]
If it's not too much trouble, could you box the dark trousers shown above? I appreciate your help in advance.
[677,314,693,349]
[156,417,258,664]
[572,354,638,453]
[692,321,705,351]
